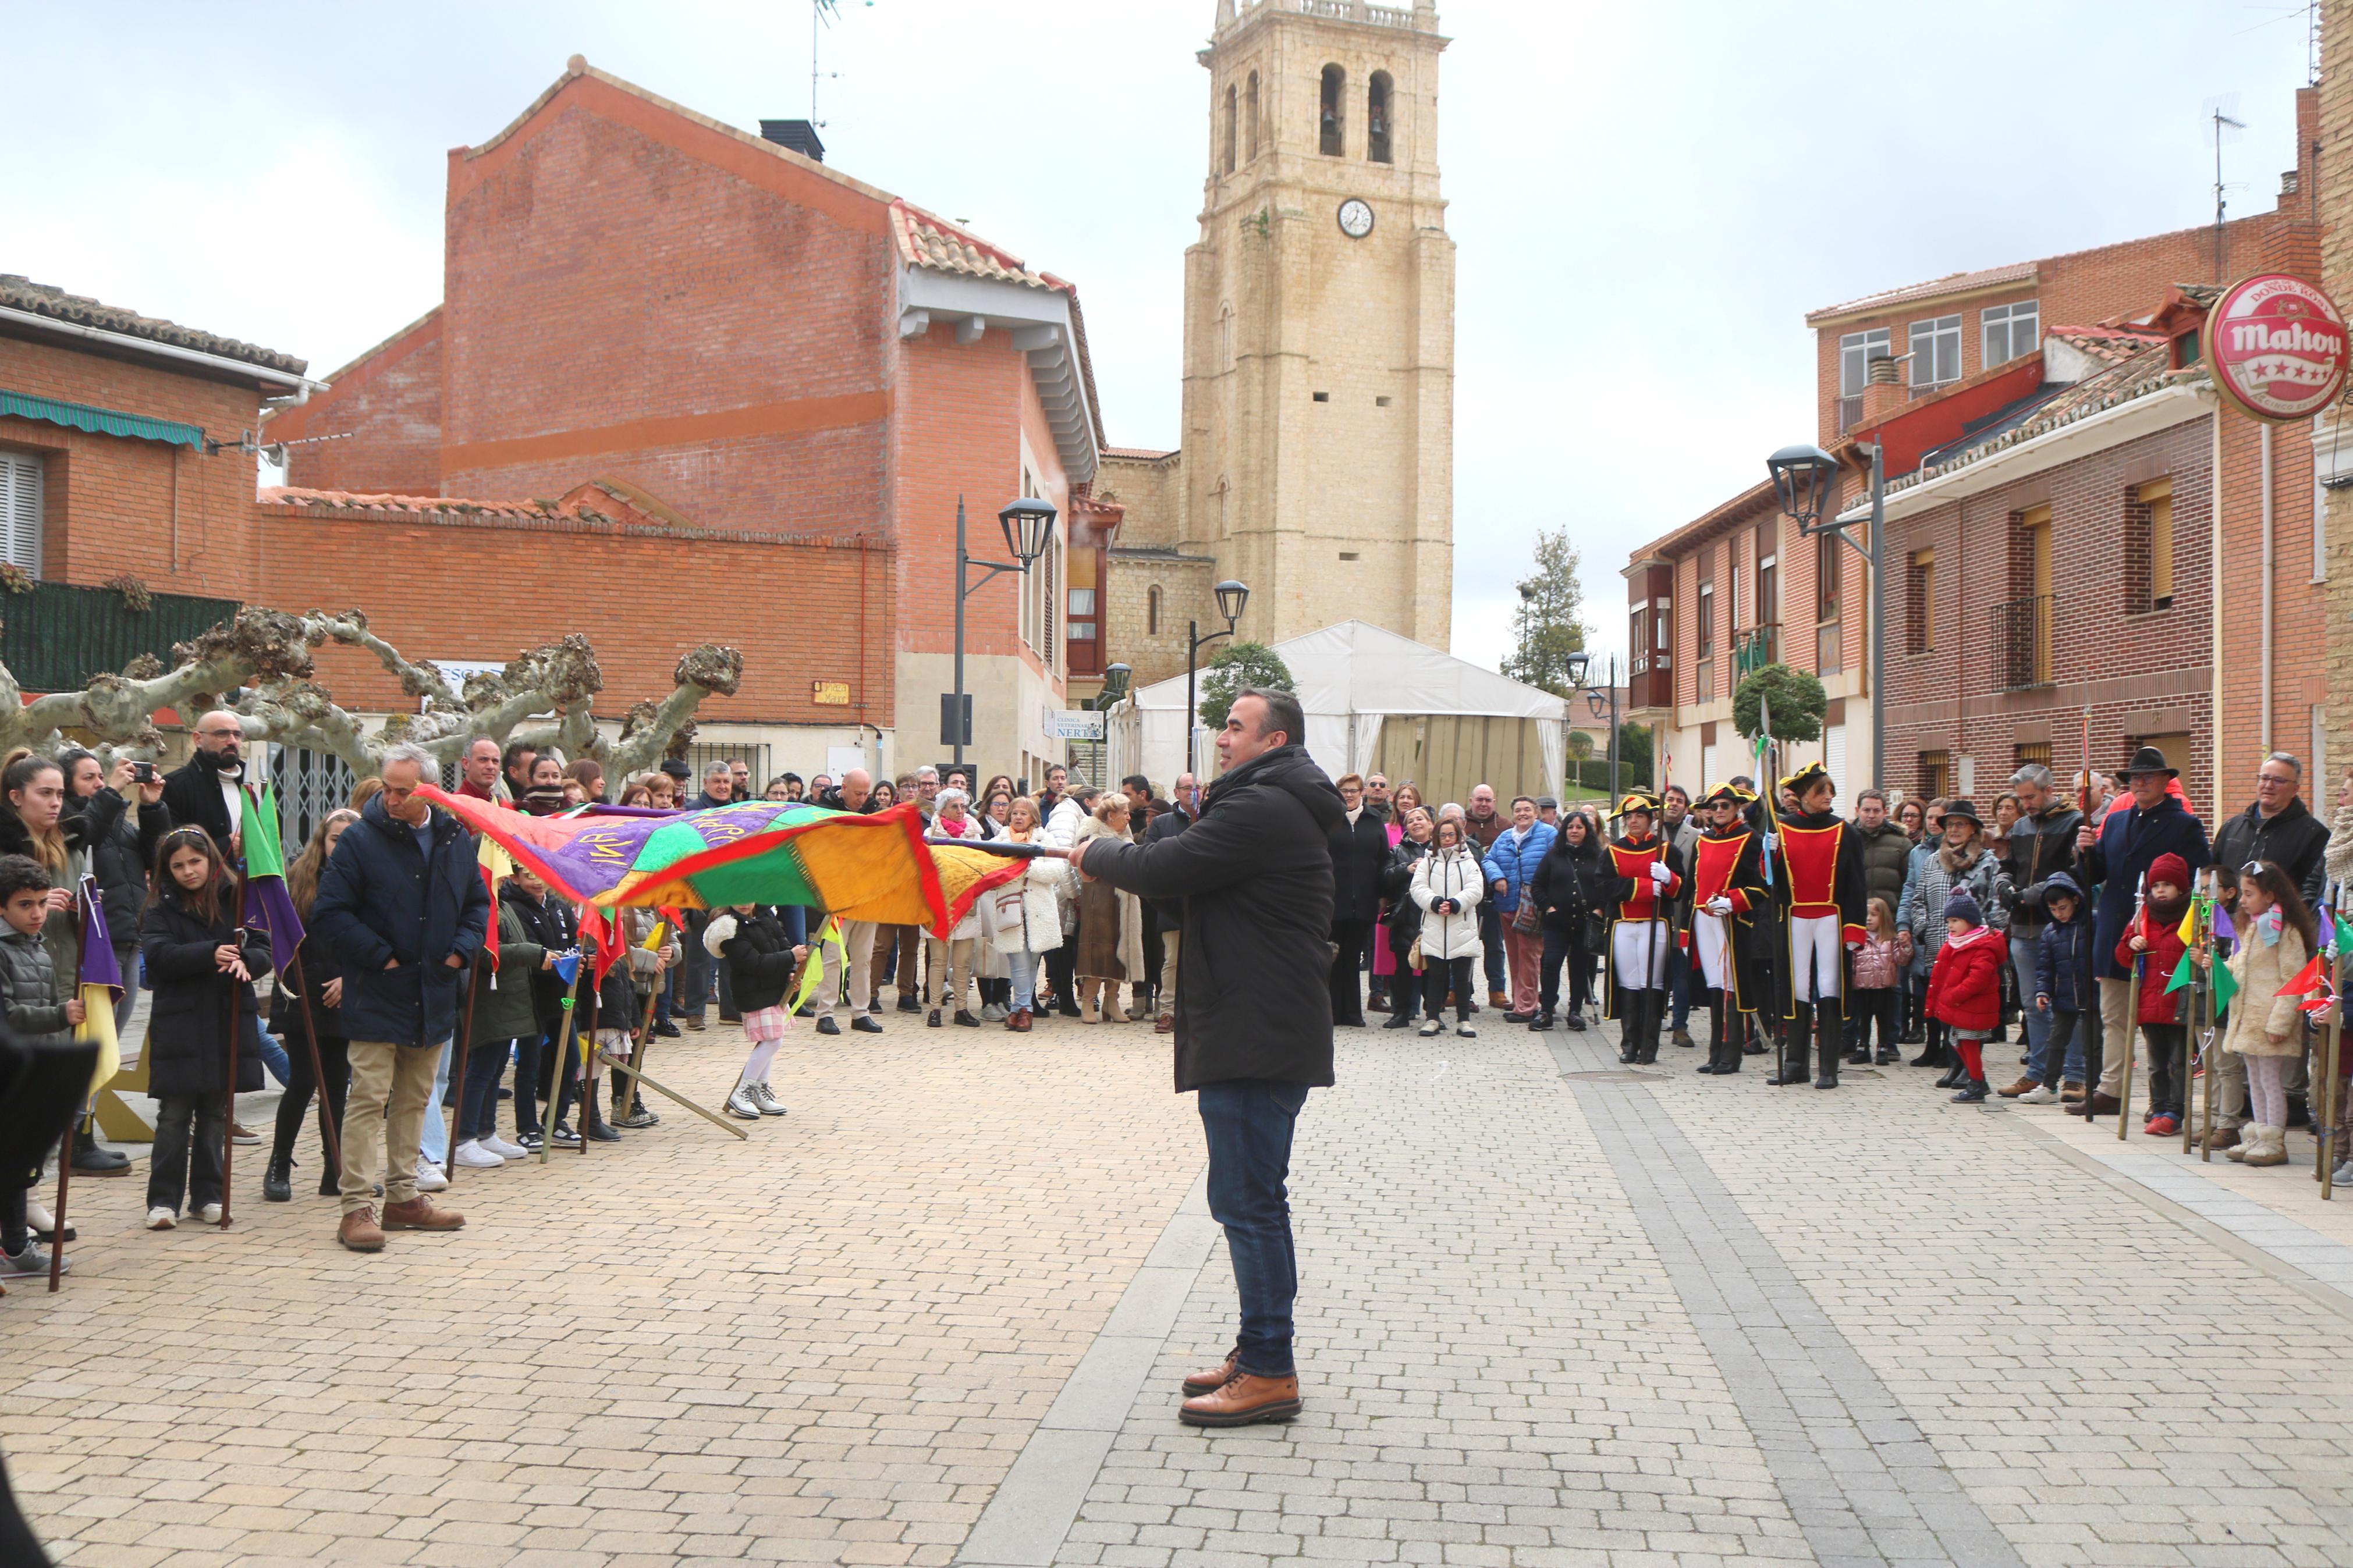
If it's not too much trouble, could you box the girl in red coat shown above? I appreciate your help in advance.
[1925,891,2005,1103]
[2116,851,2192,1137]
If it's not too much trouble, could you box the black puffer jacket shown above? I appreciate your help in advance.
[310,794,492,1046]
[1081,744,1344,1091]
[2002,800,2084,937]
[1381,837,1432,948]
[2210,796,2330,911]
[140,887,270,1099]
[63,788,166,949]
[1852,819,1911,920]
[707,906,801,1013]
[1328,810,1391,925]
[1529,827,1605,936]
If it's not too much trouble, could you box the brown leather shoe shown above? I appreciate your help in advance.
[381,1197,465,1231]
[338,1207,386,1253]
[2203,1125,2241,1153]
[2085,1092,2121,1116]
[1005,1008,1032,1032]
[1180,1370,1301,1427]
[2060,1080,2086,1102]
[1155,1014,1176,1034]
[1488,990,1510,1010]
[1997,1076,2040,1098]
[1181,1352,1237,1397]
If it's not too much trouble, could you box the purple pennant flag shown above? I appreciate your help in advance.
[77,874,123,990]
[243,875,306,975]
[2212,904,2237,945]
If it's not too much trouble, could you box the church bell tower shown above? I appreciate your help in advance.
[1184,0,1454,647]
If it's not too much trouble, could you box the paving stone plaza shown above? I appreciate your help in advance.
[7,1012,2353,1567]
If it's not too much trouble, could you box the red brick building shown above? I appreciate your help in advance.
[1626,86,2328,816]
[263,57,1113,783]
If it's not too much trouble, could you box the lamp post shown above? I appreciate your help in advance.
[1564,649,1620,807]
[1183,579,1251,777]
[1766,440,1883,791]
[951,495,1056,770]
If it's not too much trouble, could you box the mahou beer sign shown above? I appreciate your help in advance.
[2205,271,2350,423]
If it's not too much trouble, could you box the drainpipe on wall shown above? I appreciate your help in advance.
[2260,420,2276,756]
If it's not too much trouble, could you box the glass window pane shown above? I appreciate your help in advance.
[1067,588,1095,615]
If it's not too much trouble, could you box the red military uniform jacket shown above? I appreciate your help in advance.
[1606,834,1684,923]
[1773,809,1868,946]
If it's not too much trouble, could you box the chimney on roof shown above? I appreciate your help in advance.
[1861,352,1905,424]
[760,119,825,162]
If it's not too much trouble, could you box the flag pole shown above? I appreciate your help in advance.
[48,1119,72,1292]
[625,919,670,1123]
[443,955,478,1187]
[2117,871,2145,1142]
[542,952,586,1167]
[2323,881,2345,1199]
[284,950,342,1175]
[222,882,243,1228]
[2195,867,2217,1160]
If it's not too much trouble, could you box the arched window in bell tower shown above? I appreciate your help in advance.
[1245,71,1261,158]
[1222,84,1237,173]
[1319,65,1345,157]
[1367,72,1393,163]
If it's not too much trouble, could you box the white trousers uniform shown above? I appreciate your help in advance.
[1788,913,1843,1004]
[1612,918,1672,991]
[1694,911,1731,991]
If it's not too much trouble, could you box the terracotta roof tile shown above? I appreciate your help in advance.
[889,200,1069,294]
[1102,445,1179,461]
[0,274,308,375]
[1805,260,2038,326]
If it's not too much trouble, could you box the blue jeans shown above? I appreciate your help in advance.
[2009,937,2050,1070]
[256,1027,292,1088]
[418,1041,454,1165]
[1197,1079,1312,1378]
[1009,948,1041,1012]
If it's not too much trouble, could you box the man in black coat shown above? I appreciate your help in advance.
[1998,763,2085,1096]
[159,709,251,860]
[1071,689,1340,1430]
[311,743,491,1252]
[2075,746,2210,1118]
[1325,773,1390,1029]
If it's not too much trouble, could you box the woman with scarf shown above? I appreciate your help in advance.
[1379,805,1436,1027]
[1901,800,2002,1085]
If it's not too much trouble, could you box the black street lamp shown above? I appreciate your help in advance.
[1563,648,1620,808]
[949,495,1056,769]
[1095,662,1131,710]
[1183,579,1250,776]
[1766,438,1883,791]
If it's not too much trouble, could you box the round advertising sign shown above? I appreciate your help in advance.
[2205,271,2350,422]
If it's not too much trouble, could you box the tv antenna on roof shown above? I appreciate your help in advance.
[811,0,874,129]
[2204,94,2246,283]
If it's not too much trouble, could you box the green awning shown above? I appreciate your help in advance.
[0,389,205,449]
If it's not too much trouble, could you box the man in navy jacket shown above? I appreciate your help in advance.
[2074,746,2209,1117]
[311,742,492,1251]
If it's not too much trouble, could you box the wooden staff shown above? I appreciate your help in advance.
[541,951,588,1167]
[624,919,670,1121]
[283,948,342,1175]
[2195,867,2219,1161]
[594,1048,749,1140]
[221,920,241,1228]
[48,1118,73,1292]
[577,977,598,1157]
[2116,871,2145,1142]
[2322,882,2345,1198]
[442,954,479,1188]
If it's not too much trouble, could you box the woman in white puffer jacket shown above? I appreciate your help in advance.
[1410,817,1486,1039]
[989,797,1072,1032]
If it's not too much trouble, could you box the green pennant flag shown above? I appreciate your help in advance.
[2165,951,2195,995]
[2337,919,2353,958]
[2210,954,2238,1014]
[238,784,286,880]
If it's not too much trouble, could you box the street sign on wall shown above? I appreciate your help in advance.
[2205,272,2350,423]
[1042,707,1105,741]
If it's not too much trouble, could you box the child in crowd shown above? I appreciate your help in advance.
[1849,898,1903,1066]
[2013,872,2092,1105]
[139,826,271,1229]
[2210,861,2316,1169]
[1925,891,2004,1103]
[0,855,81,1275]
[706,905,806,1120]
[2120,852,2192,1137]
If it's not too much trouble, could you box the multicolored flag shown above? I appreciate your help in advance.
[418,787,1027,936]
[74,875,122,1100]
[237,785,304,973]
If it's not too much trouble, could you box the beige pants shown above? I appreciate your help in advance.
[2095,977,2140,1098]
[1158,931,1180,1018]
[925,935,978,1015]
[817,919,876,1020]
[340,1039,441,1215]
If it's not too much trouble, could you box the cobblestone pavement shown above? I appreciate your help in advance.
[9,1010,2353,1567]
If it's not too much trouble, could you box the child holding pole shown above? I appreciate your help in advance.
[139,827,270,1228]
[2208,861,2316,1168]
[707,904,807,1119]
[2118,852,2193,1138]
[0,855,80,1276]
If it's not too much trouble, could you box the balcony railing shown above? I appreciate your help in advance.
[1990,593,2053,691]
[1838,395,1862,432]
[0,579,240,694]
[1731,623,1780,680]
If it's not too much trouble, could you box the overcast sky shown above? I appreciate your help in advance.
[5,1,2313,674]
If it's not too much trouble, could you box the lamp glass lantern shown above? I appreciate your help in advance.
[1213,579,1250,627]
[1100,662,1132,705]
[1564,650,1591,688]
[1765,443,1840,534]
[997,497,1057,564]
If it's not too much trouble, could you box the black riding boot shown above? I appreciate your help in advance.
[1618,991,1641,1063]
[1769,1004,1809,1085]
[1697,994,1724,1074]
[1813,1000,1840,1089]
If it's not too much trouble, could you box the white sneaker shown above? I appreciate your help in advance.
[1457,1025,1478,1039]
[452,1140,503,1169]
[748,1082,786,1117]
[1419,1019,1443,1036]
[2334,1160,2353,1187]
[2017,1085,2059,1104]
[197,1203,223,1224]
[415,1160,449,1193]
[146,1207,176,1230]
[725,1085,762,1120]
[480,1133,529,1160]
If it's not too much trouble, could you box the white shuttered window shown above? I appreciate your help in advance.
[0,451,39,575]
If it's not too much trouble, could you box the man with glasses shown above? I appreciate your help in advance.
[1364,774,1392,823]
[161,710,250,861]
[2204,752,2330,1147]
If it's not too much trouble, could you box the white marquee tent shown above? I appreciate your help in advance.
[1106,620,1568,793]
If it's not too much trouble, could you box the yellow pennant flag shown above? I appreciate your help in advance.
[2177,903,2200,946]
[78,983,120,1102]
[787,916,849,1016]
